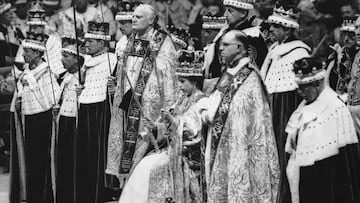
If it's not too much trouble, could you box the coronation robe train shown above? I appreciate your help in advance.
[183,57,280,202]
[75,52,116,203]
[10,62,60,203]
[286,87,360,203]
[260,38,311,203]
[106,29,178,183]
[56,71,79,203]
[119,90,204,203]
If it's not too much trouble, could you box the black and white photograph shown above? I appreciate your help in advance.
[0,0,360,202]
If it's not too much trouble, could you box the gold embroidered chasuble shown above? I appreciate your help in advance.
[183,58,280,202]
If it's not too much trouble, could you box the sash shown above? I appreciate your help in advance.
[119,30,167,174]
[209,66,252,172]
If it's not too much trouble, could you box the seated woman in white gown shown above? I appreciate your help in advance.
[119,50,206,203]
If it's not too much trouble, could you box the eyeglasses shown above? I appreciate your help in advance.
[220,42,243,47]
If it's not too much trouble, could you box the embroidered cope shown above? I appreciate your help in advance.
[106,30,178,178]
[184,58,280,202]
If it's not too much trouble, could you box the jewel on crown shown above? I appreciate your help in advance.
[176,49,204,77]
[273,1,297,18]
[202,16,227,29]
[88,21,109,35]
[28,1,45,16]
[168,25,190,44]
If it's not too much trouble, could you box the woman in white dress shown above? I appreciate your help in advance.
[119,50,205,203]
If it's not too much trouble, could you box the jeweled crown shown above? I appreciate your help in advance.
[84,21,110,41]
[293,57,326,84]
[27,2,46,25]
[267,1,299,28]
[22,32,48,51]
[167,25,191,49]
[176,50,204,77]
[340,16,358,32]
[202,16,227,30]
[115,0,141,21]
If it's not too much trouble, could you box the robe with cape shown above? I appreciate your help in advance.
[285,87,360,203]
[75,52,116,203]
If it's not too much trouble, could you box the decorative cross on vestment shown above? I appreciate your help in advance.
[129,66,136,76]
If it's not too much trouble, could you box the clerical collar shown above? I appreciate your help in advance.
[226,57,250,76]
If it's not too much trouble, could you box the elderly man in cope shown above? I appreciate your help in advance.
[106,4,178,186]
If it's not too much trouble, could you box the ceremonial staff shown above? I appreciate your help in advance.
[99,1,115,112]
[72,5,83,85]
[39,8,58,200]
[5,29,27,200]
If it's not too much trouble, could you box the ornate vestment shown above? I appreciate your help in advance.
[106,29,178,180]
[184,57,280,202]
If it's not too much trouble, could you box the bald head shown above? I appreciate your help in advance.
[223,30,249,49]
[219,30,249,65]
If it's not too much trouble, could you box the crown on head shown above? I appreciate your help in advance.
[22,32,48,51]
[61,36,85,55]
[267,1,299,29]
[176,50,204,77]
[115,0,141,21]
[84,21,111,41]
[27,2,46,25]
[223,0,255,10]
[202,16,227,30]
[167,25,191,49]
[0,1,11,16]
[340,16,358,32]
[293,57,326,85]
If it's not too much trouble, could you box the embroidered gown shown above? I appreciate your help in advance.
[119,89,204,203]
[184,58,280,202]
